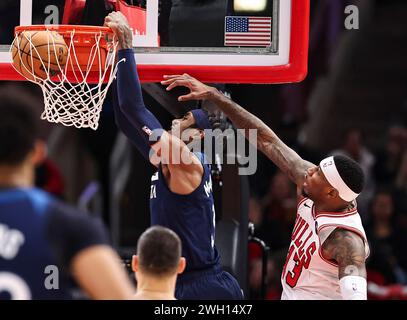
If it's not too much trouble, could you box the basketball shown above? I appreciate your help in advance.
[12,30,68,81]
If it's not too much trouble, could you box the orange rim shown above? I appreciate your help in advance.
[15,25,113,36]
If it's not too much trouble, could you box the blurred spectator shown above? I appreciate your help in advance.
[263,171,296,221]
[331,129,376,220]
[393,151,407,228]
[373,125,407,187]
[248,196,263,229]
[258,171,296,251]
[247,245,285,300]
[391,151,407,271]
[247,245,263,300]
[265,250,287,300]
[395,151,407,190]
[35,158,65,198]
[366,191,407,285]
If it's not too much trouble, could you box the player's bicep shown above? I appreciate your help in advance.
[260,137,315,186]
[322,228,367,279]
[151,131,202,168]
[152,132,204,193]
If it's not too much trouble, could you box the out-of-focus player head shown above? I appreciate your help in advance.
[132,226,185,299]
[0,86,46,184]
[169,107,228,143]
[302,155,365,206]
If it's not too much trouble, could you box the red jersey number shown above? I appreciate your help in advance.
[284,242,317,288]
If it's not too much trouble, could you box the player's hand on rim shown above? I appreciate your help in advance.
[104,11,133,50]
[161,74,218,102]
[104,11,127,31]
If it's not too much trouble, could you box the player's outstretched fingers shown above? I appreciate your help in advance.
[182,73,194,79]
[163,74,183,79]
[165,79,192,91]
[161,75,187,86]
[178,93,198,101]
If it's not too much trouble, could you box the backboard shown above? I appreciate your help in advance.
[0,0,310,84]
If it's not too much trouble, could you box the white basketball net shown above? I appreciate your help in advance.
[11,28,120,130]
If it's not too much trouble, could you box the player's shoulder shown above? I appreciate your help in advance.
[30,188,106,236]
[28,188,85,219]
[45,195,110,268]
[18,187,71,211]
[1,187,55,216]
[314,201,359,220]
[47,196,103,230]
[46,195,109,246]
[297,196,312,209]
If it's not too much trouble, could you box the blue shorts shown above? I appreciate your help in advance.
[175,265,244,300]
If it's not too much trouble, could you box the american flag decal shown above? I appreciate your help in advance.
[224,16,272,47]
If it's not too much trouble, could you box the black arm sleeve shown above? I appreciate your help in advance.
[112,80,151,160]
[113,49,165,161]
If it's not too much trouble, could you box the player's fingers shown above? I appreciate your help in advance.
[161,75,192,86]
[116,11,130,23]
[161,78,186,87]
[104,20,113,28]
[178,93,198,101]
[182,73,193,79]
[163,74,183,80]
[106,22,119,31]
[108,11,121,22]
[108,12,117,19]
[165,79,192,91]
[104,16,112,25]
[160,78,178,85]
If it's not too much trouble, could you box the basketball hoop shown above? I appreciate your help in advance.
[10,25,121,130]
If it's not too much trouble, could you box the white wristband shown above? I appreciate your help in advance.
[339,276,367,300]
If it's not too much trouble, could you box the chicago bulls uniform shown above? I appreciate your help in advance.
[281,197,370,300]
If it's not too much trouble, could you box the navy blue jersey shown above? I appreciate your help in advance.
[150,152,220,273]
[0,188,109,300]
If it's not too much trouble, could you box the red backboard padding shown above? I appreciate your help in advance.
[62,0,86,25]
[115,0,147,35]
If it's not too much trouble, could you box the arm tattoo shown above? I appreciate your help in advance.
[322,228,367,279]
[210,91,314,185]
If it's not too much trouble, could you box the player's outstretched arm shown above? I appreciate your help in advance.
[105,12,164,165]
[321,228,367,300]
[106,13,202,186]
[71,245,135,300]
[161,74,315,186]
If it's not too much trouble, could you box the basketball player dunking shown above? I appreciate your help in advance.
[162,74,370,300]
[104,12,243,300]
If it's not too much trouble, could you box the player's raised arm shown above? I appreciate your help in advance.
[71,245,136,299]
[105,12,164,165]
[161,74,315,187]
[106,12,203,193]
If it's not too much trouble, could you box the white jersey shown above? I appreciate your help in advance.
[281,197,370,300]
